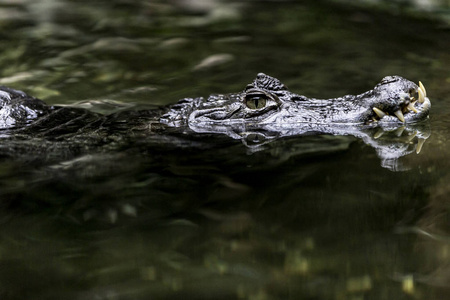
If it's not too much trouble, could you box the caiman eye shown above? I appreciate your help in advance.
[245,94,267,109]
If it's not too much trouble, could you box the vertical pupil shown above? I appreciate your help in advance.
[246,94,267,109]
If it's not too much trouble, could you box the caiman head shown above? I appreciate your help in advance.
[160,74,431,170]
[161,73,430,129]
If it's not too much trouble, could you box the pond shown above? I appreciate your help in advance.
[0,0,449,299]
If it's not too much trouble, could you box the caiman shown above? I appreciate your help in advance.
[0,73,431,167]
[161,73,430,128]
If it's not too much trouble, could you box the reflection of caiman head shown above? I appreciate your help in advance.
[161,74,431,170]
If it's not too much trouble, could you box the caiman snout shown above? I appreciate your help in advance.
[370,76,431,125]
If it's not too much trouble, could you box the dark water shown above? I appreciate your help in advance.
[0,0,449,299]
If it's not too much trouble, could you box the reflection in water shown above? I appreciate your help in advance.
[394,173,450,298]
[190,121,431,171]
[0,118,438,299]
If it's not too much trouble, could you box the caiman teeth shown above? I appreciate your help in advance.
[406,132,417,142]
[373,107,386,118]
[407,102,418,113]
[418,87,425,103]
[416,138,426,154]
[419,81,427,97]
[395,126,405,137]
[394,109,405,122]
[374,129,384,139]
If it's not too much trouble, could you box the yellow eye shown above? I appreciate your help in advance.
[245,95,267,109]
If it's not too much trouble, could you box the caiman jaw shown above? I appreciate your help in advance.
[371,81,430,123]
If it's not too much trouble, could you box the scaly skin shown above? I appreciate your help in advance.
[0,73,430,131]
[0,74,432,169]
[161,73,430,130]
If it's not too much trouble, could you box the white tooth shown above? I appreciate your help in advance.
[394,109,405,122]
[395,126,405,137]
[407,103,418,113]
[374,129,384,139]
[373,107,386,118]
[416,138,426,154]
[418,88,425,103]
[406,132,417,142]
[419,81,427,97]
